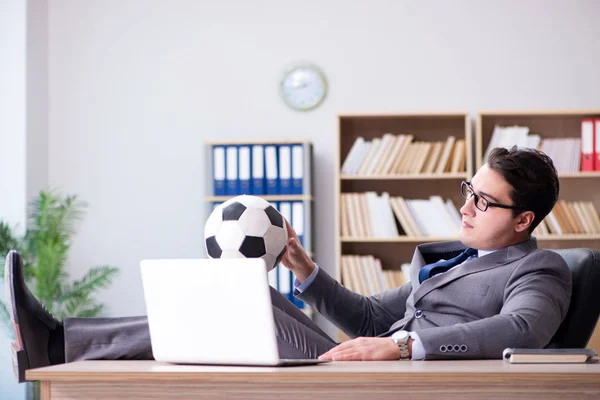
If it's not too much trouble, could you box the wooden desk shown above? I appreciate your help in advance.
[27,360,600,400]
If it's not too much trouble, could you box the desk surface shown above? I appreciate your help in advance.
[27,359,600,381]
[27,360,600,400]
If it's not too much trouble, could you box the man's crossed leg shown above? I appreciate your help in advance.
[5,250,336,382]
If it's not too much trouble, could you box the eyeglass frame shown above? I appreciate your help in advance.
[460,181,523,212]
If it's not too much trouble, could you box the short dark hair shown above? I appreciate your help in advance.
[487,146,559,233]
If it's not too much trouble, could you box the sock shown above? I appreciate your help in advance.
[48,322,65,365]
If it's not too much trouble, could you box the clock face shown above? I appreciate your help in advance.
[280,65,327,111]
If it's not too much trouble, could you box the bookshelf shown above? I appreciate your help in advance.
[205,140,314,315]
[476,110,600,249]
[477,110,600,351]
[335,112,472,287]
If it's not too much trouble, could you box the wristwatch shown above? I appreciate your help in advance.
[391,330,411,360]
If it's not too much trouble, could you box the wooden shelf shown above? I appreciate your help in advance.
[205,195,313,202]
[338,111,470,117]
[205,141,315,318]
[205,139,311,145]
[478,110,600,247]
[557,172,600,178]
[476,109,600,116]
[336,112,472,283]
[341,236,458,243]
[535,234,600,241]
[476,109,600,170]
[341,173,468,180]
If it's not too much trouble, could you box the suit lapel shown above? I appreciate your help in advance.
[409,240,466,292]
[412,238,538,305]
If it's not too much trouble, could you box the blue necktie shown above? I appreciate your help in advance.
[418,248,478,283]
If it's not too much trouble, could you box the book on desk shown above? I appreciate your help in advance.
[503,348,598,364]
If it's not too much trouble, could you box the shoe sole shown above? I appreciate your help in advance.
[12,341,28,383]
[5,251,29,383]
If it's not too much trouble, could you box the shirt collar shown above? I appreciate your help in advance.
[478,249,497,258]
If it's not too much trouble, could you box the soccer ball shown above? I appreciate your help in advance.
[204,195,288,271]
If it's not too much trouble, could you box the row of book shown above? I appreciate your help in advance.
[484,125,583,173]
[341,193,461,238]
[341,134,466,176]
[484,120,600,172]
[211,142,310,196]
[341,255,410,295]
[533,200,600,236]
[341,192,600,239]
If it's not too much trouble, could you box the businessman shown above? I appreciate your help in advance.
[7,146,571,382]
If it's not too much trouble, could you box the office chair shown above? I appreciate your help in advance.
[546,248,600,348]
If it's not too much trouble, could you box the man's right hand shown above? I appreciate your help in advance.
[280,219,315,283]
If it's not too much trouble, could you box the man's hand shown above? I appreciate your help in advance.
[318,337,413,361]
[280,219,315,282]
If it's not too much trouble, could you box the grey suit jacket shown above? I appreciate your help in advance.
[296,237,572,359]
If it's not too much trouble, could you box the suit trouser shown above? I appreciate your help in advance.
[62,286,338,362]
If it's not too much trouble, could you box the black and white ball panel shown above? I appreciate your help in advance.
[203,195,288,271]
[222,202,246,221]
[205,236,222,258]
[264,206,284,228]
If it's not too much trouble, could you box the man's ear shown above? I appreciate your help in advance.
[514,210,535,233]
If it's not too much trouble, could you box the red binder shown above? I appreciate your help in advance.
[581,119,594,172]
[595,119,600,171]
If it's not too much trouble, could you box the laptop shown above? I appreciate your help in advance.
[140,258,329,366]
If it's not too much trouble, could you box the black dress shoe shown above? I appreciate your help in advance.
[5,250,62,383]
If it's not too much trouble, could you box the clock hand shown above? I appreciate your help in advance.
[292,81,310,89]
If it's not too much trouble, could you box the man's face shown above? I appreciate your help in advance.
[458,164,525,251]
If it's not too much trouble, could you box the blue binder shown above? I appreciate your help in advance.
[291,144,304,195]
[265,145,279,195]
[278,145,292,195]
[212,145,226,196]
[225,145,239,196]
[251,145,265,195]
[238,145,251,195]
[290,200,306,309]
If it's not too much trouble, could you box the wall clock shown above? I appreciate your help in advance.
[280,63,327,111]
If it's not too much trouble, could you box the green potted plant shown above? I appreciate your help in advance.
[0,190,119,399]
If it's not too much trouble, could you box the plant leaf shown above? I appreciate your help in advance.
[75,304,104,318]
[57,266,118,318]
[60,266,119,301]
[0,222,25,279]
[0,189,119,322]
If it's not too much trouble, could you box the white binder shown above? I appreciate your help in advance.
[225,146,238,195]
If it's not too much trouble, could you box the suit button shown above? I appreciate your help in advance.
[460,345,467,352]
[440,345,447,352]
[453,345,461,352]
[415,310,424,319]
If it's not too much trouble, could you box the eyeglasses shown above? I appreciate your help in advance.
[460,181,522,212]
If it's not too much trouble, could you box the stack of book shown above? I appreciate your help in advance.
[341,255,410,295]
[341,134,466,176]
[340,193,461,238]
[533,200,600,236]
[483,122,600,173]
[483,125,541,162]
